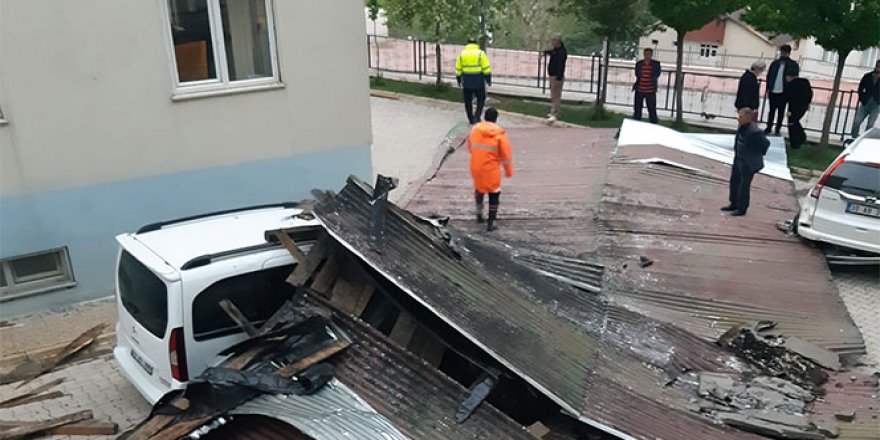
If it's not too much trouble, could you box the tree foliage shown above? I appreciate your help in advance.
[744,0,880,145]
[650,0,743,127]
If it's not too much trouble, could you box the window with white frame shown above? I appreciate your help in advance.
[862,47,879,67]
[699,44,718,58]
[822,49,839,64]
[0,248,76,300]
[164,0,279,91]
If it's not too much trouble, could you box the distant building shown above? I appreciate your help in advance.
[639,12,799,71]
[639,11,879,82]
[0,0,373,315]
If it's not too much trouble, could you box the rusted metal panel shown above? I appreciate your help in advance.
[316,177,768,440]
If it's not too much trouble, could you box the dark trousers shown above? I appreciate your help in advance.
[728,159,756,213]
[463,87,487,124]
[633,91,658,123]
[475,191,500,224]
[789,114,806,149]
[766,93,787,133]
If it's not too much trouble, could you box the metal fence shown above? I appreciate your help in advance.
[367,35,865,140]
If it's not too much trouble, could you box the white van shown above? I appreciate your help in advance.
[113,203,321,403]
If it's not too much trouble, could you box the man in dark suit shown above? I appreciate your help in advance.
[784,66,813,149]
[735,61,766,120]
[722,108,771,217]
[764,44,798,135]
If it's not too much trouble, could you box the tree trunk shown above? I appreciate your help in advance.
[674,30,685,128]
[435,20,442,85]
[821,50,850,146]
[598,36,610,111]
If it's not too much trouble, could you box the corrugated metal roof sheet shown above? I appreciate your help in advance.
[326,304,535,440]
[601,144,865,354]
[231,379,409,440]
[315,177,766,440]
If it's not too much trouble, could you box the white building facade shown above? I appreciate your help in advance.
[0,0,373,316]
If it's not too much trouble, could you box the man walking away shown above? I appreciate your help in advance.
[468,108,513,232]
[456,39,492,124]
[765,44,797,135]
[735,61,766,121]
[784,66,813,149]
[722,108,770,217]
[544,35,568,123]
[849,59,880,142]
[633,48,661,124]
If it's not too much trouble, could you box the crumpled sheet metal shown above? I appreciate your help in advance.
[231,379,410,440]
[316,177,766,440]
[617,119,792,180]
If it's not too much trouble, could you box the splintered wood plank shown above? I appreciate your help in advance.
[124,414,175,440]
[288,236,332,286]
[409,327,446,367]
[389,311,419,348]
[218,300,258,337]
[269,229,306,263]
[328,274,363,314]
[275,340,349,377]
[45,420,118,436]
[310,254,340,295]
[0,378,63,408]
[0,410,93,440]
[18,324,108,387]
[0,391,64,409]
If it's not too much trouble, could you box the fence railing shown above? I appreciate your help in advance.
[367,35,866,140]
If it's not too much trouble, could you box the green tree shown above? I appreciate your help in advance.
[565,0,656,112]
[744,0,880,145]
[650,0,742,127]
[384,0,494,84]
[366,0,382,75]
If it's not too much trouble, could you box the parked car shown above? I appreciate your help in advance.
[795,128,880,261]
[113,203,321,403]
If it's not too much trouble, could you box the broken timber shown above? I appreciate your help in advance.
[17,323,108,388]
[0,410,93,440]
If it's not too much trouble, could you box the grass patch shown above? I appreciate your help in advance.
[786,142,841,171]
[371,77,839,170]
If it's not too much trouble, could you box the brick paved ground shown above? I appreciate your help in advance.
[0,354,151,439]
[832,269,880,366]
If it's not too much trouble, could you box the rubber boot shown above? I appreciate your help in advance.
[486,209,497,231]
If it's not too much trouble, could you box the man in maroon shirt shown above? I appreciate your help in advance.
[632,48,661,123]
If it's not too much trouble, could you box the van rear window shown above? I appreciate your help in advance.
[825,162,880,198]
[118,251,168,338]
[192,265,294,341]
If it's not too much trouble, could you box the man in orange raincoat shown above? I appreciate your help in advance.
[467,107,513,231]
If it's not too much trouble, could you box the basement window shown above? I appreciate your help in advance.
[0,248,76,301]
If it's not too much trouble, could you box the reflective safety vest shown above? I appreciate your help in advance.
[467,121,513,193]
[455,44,491,89]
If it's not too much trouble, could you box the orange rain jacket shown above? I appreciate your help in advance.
[467,121,513,193]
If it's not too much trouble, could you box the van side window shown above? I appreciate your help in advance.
[192,265,294,341]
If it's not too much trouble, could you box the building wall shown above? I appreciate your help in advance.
[639,22,795,71]
[798,38,879,81]
[0,0,373,316]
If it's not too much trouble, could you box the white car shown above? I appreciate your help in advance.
[113,203,321,403]
[796,128,880,262]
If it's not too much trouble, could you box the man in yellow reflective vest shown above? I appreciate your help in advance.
[455,39,492,124]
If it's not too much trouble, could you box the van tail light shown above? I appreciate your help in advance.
[810,154,847,198]
[169,327,188,382]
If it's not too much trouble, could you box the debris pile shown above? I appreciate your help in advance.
[119,300,351,440]
[0,324,119,439]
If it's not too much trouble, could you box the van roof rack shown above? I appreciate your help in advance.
[136,202,299,234]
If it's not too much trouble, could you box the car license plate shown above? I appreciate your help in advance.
[847,202,880,218]
[130,350,154,375]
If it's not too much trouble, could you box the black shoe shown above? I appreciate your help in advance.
[720,205,737,212]
[774,128,781,136]
[476,214,484,223]
[764,127,772,134]
[730,210,747,217]
[487,224,497,232]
